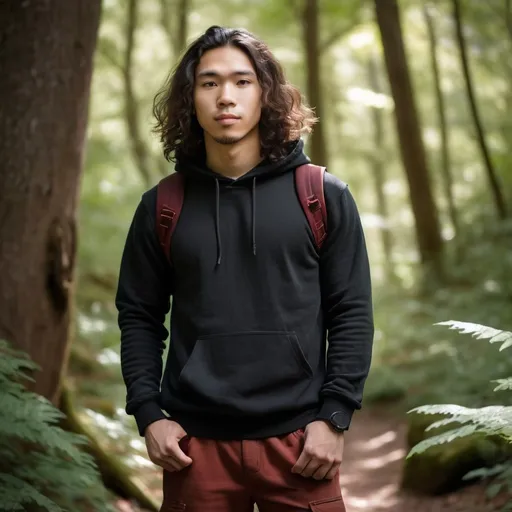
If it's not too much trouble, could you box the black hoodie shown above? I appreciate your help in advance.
[116,139,374,439]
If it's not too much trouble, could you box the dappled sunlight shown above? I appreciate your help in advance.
[357,448,406,470]
[343,483,400,511]
[352,430,399,452]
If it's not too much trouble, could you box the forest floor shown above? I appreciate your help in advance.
[114,406,511,512]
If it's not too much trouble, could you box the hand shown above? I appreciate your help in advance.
[291,420,344,480]
[145,419,193,472]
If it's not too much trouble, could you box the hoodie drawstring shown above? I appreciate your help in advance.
[215,178,222,266]
[252,177,257,256]
[214,177,257,267]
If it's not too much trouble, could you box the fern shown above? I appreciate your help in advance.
[408,322,512,506]
[0,339,113,511]
[493,378,512,392]
[408,424,480,457]
[435,321,512,351]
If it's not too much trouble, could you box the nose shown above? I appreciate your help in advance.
[217,83,236,108]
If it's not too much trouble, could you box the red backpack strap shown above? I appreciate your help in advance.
[296,163,328,251]
[156,172,185,264]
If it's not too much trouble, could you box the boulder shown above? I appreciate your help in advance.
[402,411,508,495]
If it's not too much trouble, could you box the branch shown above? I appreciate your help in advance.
[319,24,353,52]
[98,43,123,71]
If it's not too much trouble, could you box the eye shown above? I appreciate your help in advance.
[202,81,216,88]
[238,79,251,86]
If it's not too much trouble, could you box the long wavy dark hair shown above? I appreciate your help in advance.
[152,26,317,162]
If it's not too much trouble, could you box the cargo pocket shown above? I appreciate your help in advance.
[309,496,346,511]
[178,331,313,414]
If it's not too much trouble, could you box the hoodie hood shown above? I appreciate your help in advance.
[174,139,310,265]
[175,138,309,182]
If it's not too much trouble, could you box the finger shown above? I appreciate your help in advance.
[158,458,182,472]
[165,442,193,467]
[291,449,311,474]
[301,459,322,478]
[324,463,340,481]
[312,462,334,481]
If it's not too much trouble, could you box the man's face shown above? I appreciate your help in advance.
[193,46,262,146]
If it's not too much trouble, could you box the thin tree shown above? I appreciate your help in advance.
[368,53,398,283]
[423,3,459,240]
[452,0,507,219]
[125,0,153,187]
[303,0,328,166]
[160,0,191,58]
[375,0,444,279]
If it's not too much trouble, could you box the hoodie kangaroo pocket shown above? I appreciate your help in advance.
[178,331,313,415]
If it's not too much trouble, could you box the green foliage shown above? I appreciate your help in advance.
[407,322,512,505]
[0,340,113,512]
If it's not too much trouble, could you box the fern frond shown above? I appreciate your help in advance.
[435,321,512,351]
[407,424,479,458]
[0,474,62,512]
[493,378,512,392]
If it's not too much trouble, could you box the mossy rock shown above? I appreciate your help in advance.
[402,411,508,495]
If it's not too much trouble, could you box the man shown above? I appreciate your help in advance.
[116,25,373,512]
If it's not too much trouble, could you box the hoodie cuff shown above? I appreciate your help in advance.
[133,400,168,437]
[315,398,355,431]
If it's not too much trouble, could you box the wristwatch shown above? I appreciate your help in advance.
[329,411,348,432]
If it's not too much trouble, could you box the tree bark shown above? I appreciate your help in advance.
[125,0,152,188]
[0,0,102,403]
[452,0,507,219]
[303,0,328,166]
[423,3,459,240]
[368,54,397,283]
[374,0,444,278]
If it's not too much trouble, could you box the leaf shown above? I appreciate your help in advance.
[435,321,512,351]
[407,424,479,458]
[493,378,512,391]
[0,474,62,512]
[486,482,503,499]
[463,464,508,481]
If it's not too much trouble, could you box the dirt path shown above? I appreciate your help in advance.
[340,406,510,512]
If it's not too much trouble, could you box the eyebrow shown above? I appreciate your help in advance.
[196,69,256,78]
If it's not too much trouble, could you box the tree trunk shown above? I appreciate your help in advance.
[160,0,190,57]
[423,3,459,240]
[452,0,507,219]
[374,0,444,278]
[125,0,152,188]
[303,0,328,166]
[0,1,102,403]
[177,0,190,55]
[506,0,512,40]
[367,54,398,283]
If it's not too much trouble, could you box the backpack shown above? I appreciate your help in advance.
[156,163,327,264]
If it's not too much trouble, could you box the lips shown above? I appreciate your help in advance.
[215,114,240,120]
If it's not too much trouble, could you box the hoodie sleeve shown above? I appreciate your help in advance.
[115,192,173,436]
[315,173,374,430]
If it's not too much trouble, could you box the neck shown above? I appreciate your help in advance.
[205,129,262,179]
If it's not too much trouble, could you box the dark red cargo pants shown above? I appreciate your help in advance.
[160,428,346,511]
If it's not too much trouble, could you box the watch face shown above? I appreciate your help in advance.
[331,412,345,429]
